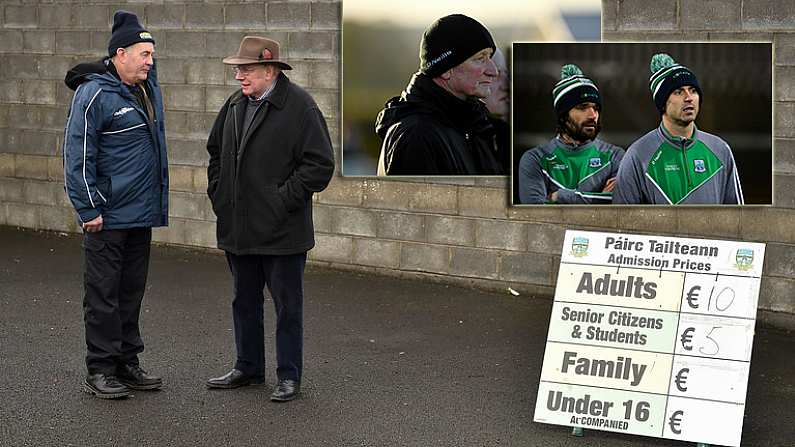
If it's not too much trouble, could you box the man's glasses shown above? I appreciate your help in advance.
[232,65,261,76]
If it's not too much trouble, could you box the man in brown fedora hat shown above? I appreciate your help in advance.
[205,36,334,402]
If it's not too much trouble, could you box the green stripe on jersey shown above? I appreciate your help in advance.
[645,140,724,204]
[540,145,612,189]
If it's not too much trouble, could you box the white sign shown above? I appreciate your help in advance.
[534,230,765,447]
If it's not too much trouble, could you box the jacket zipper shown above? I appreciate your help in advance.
[124,88,163,220]
[681,140,692,188]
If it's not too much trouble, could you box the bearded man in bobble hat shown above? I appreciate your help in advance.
[63,10,168,399]
[375,14,504,175]
[517,64,624,204]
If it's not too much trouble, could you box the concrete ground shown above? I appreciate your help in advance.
[0,227,792,447]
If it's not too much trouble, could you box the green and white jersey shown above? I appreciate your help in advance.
[518,137,624,204]
[613,124,744,205]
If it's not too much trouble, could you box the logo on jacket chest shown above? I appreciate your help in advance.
[693,159,706,173]
[545,155,568,170]
[588,157,602,168]
[113,107,135,117]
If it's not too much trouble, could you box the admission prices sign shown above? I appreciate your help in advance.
[534,230,765,447]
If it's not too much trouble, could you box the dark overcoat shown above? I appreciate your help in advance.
[207,72,335,255]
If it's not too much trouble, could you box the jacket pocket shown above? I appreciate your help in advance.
[242,184,289,246]
[209,178,232,216]
[214,200,233,246]
[209,185,223,215]
[96,177,112,208]
[207,179,219,203]
[269,185,289,224]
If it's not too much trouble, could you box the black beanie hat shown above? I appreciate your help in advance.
[552,64,601,118]
[107,11,155,57]
[649,53,702,114]
[419,14,495,78]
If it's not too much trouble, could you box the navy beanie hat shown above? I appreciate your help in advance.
[108,11,155,57]
[553,64,601,117]
[419,14,495,78]
[649,53,702,114]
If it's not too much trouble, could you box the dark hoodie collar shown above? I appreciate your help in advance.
[65,57,159,92]
[106,59,122,82]
[375,72,493,138]
[405,72,491,128]
[64,58,109,91]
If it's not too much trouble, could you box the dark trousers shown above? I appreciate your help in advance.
[83,228,152,375]
[225,252,306,382]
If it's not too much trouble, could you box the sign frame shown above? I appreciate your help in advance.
[534,230,765,447]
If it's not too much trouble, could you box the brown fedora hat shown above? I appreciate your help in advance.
[222,36,292,70]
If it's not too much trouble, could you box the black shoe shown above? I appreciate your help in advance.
[270,379,300,402]
[206,369,265,389]
[117,363,162,390]
[82,374,130,399]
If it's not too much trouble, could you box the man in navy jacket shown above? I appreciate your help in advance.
[63,11,168,399]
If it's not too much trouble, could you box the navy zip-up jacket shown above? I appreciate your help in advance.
[63,60,169,228]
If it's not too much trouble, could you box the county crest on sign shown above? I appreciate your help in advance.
[735,248,754,271]
[571,237,589,257]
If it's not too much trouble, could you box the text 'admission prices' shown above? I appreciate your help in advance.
[533,230,765,447]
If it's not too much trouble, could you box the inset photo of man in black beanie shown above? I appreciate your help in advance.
[341,2,599,176]
[374,14,504,176]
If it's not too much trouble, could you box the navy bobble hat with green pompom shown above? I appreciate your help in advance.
[649,53,702,113]
[552,64,601,117]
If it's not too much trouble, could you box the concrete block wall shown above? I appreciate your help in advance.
[0,1,793,322]
[0,0,340,245]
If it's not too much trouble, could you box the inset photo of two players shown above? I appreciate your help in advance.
[512,42,772,206]
[340,1,772,206]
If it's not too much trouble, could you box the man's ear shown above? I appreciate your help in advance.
[438,69,452,81]
[265,65,278,80]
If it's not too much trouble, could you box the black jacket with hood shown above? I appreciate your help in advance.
[375,72,503,175]
[206,72,335,255]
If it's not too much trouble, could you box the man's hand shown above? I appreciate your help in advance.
[83,215,103,233]
[548,191,559,203]
[602,177,617,193]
